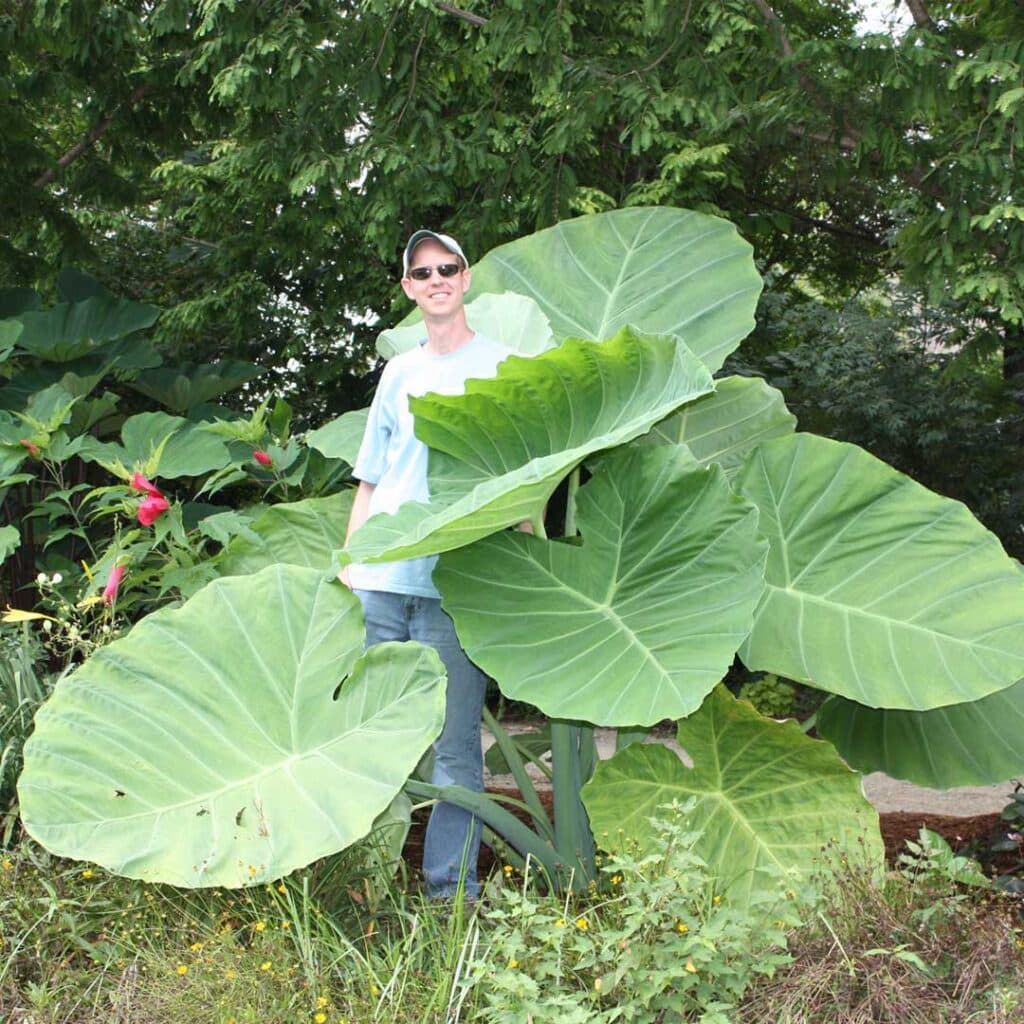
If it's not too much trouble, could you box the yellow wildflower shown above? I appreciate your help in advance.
[503,864,513,875]
[175,964,188,976]
[314,1014,327,1024]
[316,997,329,1009]
[684,959,697,974]
[675,922,689,934]
[610,874,622,886]
[277,883,287,894]
[281,921,291,929]
[259,961,272,972]
[248,865,257,877]
[189,942,204,951]
[508,958,519,969]
[82,869,95,879]
[253,921,267,932]
[575,917,589,931]
[1,859,12,871]
[555,918,565,927]
[712,895,722,904]
[370,984,380,997]
[225,969,237,979]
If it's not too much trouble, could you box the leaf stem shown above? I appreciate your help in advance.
[564,467,580,537]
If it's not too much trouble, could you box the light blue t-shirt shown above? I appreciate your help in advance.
[349,333,512,597]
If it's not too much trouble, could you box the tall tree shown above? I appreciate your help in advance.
[4,1,1022,411]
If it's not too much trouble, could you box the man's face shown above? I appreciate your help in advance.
[401,239,471,319]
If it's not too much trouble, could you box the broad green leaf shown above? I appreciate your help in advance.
[736,434,1024,710]
[19,566,446,886]
[219,493,354,576]
[129,361,265,413]
[582,687,883,902]
[378,292,556,359]
[77,412,232,479]
[13,295,161,362]
[437,448,766,726]
[56,268,111,303]
[345,329,714,565]
[468,207,762,371]
[0,525,19,563]
[305,409,370,465]
[0,321,22,361]
[640,375,796,477]
[0,289,41,318]
[818,680,1024,787]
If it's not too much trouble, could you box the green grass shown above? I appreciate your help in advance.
[1,829,1022,1024]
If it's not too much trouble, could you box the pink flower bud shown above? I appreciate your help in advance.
[253,450,272,467]
[130,472,163,498]
[137,494,170,527]
[102,565,127,605]
[19,439,40,458]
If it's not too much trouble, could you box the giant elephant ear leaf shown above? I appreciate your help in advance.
[736,434,1024,710]
[467,207,762,371]
[817,680,1024,788]
[437,447,766,726]
[12,294,161,362]
[640,375,796,478]
[582,687,883,902]
[19,566,446,887]
[344,328,713,566]
[219,493,353,576]
[306,409,370,466]
[77,411,232,479]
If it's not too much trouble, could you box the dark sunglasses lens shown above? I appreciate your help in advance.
[409,263,461,280]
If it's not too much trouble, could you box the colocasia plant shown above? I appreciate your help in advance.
[18,209,1024,903]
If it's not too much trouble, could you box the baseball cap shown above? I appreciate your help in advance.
[402,230,469,276]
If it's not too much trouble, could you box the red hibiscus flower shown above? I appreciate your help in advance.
[137,494,169,527]
[130,472,163,498]
[102,565,127,605]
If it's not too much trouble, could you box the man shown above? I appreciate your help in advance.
[341,230,512,900]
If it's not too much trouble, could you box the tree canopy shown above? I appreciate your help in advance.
[2,0,1022,414]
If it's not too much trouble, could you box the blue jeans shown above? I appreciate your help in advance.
[354,589,486,899]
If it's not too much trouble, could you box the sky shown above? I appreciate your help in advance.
[855,0,914,34]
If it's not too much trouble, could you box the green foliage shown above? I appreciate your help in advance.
[738,674,797,719]
[0,626,59,845]
[472,803,810,1024]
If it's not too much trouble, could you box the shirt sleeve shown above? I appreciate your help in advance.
[352,365,395,485]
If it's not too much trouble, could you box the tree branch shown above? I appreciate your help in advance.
[750,0,794,58]
[902,0,935,30]
[434,2,487,28]
[34,84,147,188]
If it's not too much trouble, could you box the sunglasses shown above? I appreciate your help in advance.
[408,262,462,280]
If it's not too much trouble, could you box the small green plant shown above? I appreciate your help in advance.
[469,802,811,1024]
[738,674,797,719]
